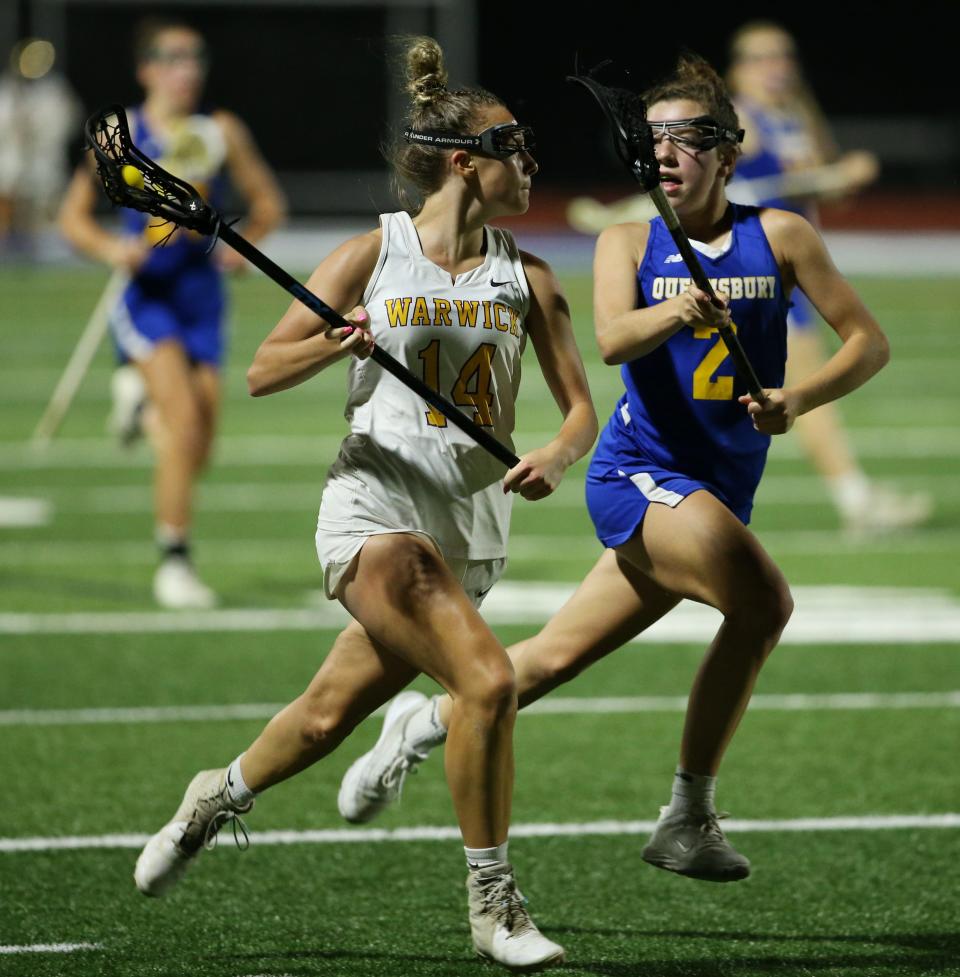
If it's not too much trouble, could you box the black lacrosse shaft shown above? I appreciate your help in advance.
[646,185,767,403]
[216,224,521,469]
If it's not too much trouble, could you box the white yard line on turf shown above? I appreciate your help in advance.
[6,528,960,570]
[3,584,960,641]
[0,497,52,527]
[6,471,960,516]
[2,814,958,854]
[5,425,960,470]
[0,943,101,954]
[3,691,959,727]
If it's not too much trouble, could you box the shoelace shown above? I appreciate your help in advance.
[479,875,535,937]
[369,753,418,801]
[202,809,250,852]
[699,811,731,846]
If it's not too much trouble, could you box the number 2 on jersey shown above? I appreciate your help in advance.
[692,322,737,400]
[418,340,496,427]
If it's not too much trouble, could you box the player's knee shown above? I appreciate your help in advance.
[728,574,793,645]
[152,388,202,435]
[460,656,517,723]
[760,577,794,640]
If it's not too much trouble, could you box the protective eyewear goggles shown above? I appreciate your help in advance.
[403,122,536,159]
[145,45,209,69]
[648,116,744,151]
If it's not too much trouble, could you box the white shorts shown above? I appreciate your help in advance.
[315,473,506,607]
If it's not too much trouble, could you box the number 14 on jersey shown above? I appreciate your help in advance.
[418,340,496,427]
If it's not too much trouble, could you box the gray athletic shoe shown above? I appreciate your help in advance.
[134,768,252,897]
[642,807,751,882]
[337,691,428,824]
[467,862,565,971]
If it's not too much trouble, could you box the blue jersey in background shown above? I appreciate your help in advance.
[729,97,819,328]
[111,108,229,366]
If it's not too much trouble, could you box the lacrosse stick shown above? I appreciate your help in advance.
[31,268,129,449]
[83,105,521,469]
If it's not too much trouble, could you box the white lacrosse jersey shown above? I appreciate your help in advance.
[319,211,531,561]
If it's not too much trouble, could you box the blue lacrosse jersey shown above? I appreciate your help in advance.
[731,98,820,327]
[121,106,228,278]
[732,97,817,218]
[112,107,229,366]
[589,204,789,530]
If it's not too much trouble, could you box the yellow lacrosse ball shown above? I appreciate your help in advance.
[121,165,145,189]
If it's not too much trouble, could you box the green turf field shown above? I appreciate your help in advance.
[1,266,959,976]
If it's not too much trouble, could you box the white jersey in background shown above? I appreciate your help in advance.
[316,211,531,596]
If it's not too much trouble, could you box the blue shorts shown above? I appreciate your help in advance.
[586,459,751,549]
[787,288,815,331]
[110,262,226,368]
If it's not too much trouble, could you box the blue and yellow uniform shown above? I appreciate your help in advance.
[110,108,228,366]
[732,97,817,329]
[586,204,788,545]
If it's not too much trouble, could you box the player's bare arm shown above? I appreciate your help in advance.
[58,162,148,271]
[246,231,380,396]
[593,222,729,364]
[503,251,598,500]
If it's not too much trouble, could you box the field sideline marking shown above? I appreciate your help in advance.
[3,584,960,642]
[4,470,959,516]
[3,691,960,728]
[0,943,101,954]
[6,528,960,569]
[4,425,960,470]
[0,497,52,528]
[3,814,958,854]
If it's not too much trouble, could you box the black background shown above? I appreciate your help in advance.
[49,2,959,190]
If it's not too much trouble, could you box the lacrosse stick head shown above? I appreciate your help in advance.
[84,104,218,235]
[567,65,659,192]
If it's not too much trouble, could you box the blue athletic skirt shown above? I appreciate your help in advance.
[585,438,753,549]
[110,262,226,367]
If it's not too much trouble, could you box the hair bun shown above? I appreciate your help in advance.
[405,36,449,107]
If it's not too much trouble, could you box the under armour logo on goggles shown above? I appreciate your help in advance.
[403,123,536,159]
[648,116,745,151]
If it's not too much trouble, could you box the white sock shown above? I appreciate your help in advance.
[828,471,871,517]
[465,841,509,872]
[225,755,257,806]
[665,766,716,817]
[404,696,448,756]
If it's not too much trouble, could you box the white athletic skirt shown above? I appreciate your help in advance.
[315,468,505,607]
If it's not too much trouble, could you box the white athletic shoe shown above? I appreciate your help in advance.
[642,807,751,882]
[108,365,146,447]
[467,862,565,971]
[134,768,253,897]
[337,691,428,823]
[153,556,217,610]
[841,483,934,538]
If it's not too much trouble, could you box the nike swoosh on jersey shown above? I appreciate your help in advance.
[490,279,514,287]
